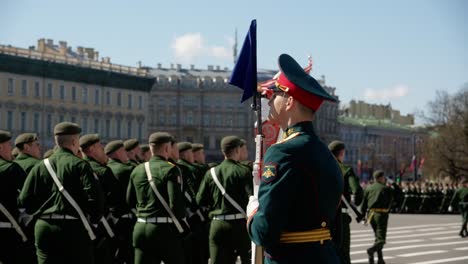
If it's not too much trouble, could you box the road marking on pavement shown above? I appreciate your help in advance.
[351,239,425,248]
[430,236,459,240]
[411,256,468,264]
[397,250,447,257]
[351,230,457,243]
[454,246,468,250]
[350,240,468,255]
[352,256,395,263]
[415,227,447,232]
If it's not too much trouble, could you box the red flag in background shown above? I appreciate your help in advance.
[357,159,362,176]
[409,155,416,172]
[419,157,425,169]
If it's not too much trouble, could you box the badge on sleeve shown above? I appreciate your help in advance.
[262,162,277,183]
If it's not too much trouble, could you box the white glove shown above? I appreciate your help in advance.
[247,196,259,218]
[448,206,453,212]
[386,177,394,184]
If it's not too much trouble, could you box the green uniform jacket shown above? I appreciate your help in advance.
[248,122,343,248]
[126,156,185,219]
[107,158,135,216]
[196,159,252,218]
[339,162,363,207]
[19,148,104,220]
[179,159,203,193]
[360,182,393,215]
[0,158,26,220]
[450,186,468,219]
[85,156,120,215]
[14,153,40,175]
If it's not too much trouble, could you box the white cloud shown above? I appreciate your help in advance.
[363,85,409,100]
[171,33,233,63]
[172,33,204,62]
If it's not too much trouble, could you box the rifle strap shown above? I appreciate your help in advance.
[44,158,96,240]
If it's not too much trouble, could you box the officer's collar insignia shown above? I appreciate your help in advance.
[262,163,277,183]
[275,132,302,145]
[284,127,295,138]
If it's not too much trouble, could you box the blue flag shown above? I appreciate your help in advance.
[229,19,257,102]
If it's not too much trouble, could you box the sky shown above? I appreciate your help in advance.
[1,0,467,124]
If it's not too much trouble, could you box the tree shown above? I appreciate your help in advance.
[421,84,468,181]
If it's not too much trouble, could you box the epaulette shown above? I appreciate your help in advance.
[274,132,302,145]
[167,161,175,167]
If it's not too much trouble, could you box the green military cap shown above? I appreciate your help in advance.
[177,142,192,152]
[140,144,150,152]
[192,143,204,152]
[124,138,139,151]
[0,130,12,143]
[221,136,243,153]
[43,149,54,159]
[240,139,247,147]
[79,134,100,149]
[54,122,81,135]
[104,140,124,155]
[328,140,345,154]
[373,170,385,179]
[149,132,173,144]
[15,133,38,147]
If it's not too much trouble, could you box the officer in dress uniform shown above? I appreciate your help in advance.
[246,54,343,264]
[105,140,136,264]
[124,138,141,167]
[127,132,186,264]
[328,140,363,264]
[80,134,121,264]
[360,170,393,264]
[14,133,42,174]
[19,122,104,264]
[197,136,253,264]
[0,130,28,263]
[449,180,468,238]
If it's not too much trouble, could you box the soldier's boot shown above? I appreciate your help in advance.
[377,245,385,264]
[367,245,376,264]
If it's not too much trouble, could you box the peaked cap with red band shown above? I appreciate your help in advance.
[272,54,337,111]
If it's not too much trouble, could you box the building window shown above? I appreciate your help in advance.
[127,120,132,137]
[21,112,27,130]
[59,115,64,122]
[21,80,27,96]
[203,114,210,126]
[128,94,132,109]
[138,122,143,140]
[47,83,53,98]
[159,114,165,124]
[7,111,13,130]
[106,91,111,105]
[34,113,40,132]
[71,117,76,123]
[94,119,99,133]
[60,85,65,100]
[138,96,143,109]
[82,117,88,133]
[8,78,14,95]
[83,87,88,104]
[47,114,52,134]
[116,119,121,138]
[215,114,222,126]
[170,113,177,125]
[238,114,246,127]
[186,112,194,125]
[204,136,210,149]
[105,120,110,137]
[35,82,40,97]
[117,92,122,106]
[95,89,100,105]
[71,86,76,101]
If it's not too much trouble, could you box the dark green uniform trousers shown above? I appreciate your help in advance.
[209,219,250,264]
[133,222,185,264]
[0,228,22,263]
[369,212,389,245]
[35,219,94,264]
[340,213,351,264]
